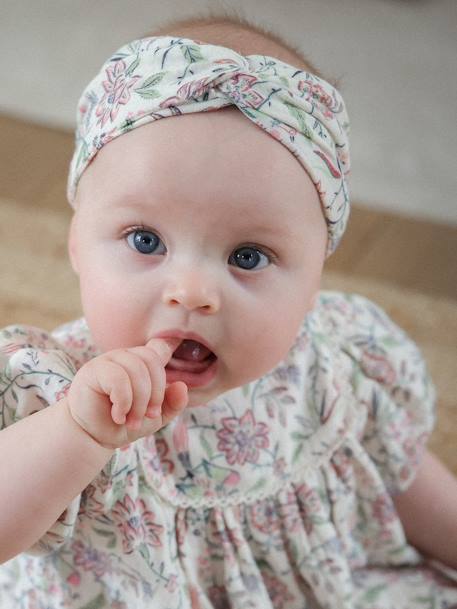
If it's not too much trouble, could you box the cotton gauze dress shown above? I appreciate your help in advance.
[0,291,456,609]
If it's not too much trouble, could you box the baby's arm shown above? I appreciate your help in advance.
[0,338,187,564]
[392,448,457,570]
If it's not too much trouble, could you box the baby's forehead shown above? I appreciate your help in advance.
[81,108,312,208]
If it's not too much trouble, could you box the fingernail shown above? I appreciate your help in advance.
[145,338,180,364]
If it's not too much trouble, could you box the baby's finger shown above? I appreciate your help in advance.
[103,350,152,429]
[144,337,181,366]
[90,359,133,424]
[132,340,176,414]
[160,382,189,426]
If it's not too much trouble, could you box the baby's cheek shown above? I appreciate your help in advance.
[80,279,143,352]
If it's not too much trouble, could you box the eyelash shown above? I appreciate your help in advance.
[121,224,278,268]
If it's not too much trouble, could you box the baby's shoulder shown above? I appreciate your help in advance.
[50,318,99,368]
[309,289,412,349]
[0,322,86,426]
[0,318,97,370]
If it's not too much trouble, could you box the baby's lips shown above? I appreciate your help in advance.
[145,337,181,365]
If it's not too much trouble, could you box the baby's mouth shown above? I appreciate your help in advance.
[167,339,217,373]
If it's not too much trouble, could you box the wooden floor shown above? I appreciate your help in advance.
[1,113,456,474]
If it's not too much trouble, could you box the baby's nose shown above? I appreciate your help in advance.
[162,271,220,314]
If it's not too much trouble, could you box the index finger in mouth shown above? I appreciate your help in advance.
[144,337,181,365]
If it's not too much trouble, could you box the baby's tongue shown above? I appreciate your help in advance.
[172,339,212,362]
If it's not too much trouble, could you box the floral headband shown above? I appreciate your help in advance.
[67,35,351,257]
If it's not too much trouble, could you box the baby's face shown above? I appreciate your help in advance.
[69,108,327,406]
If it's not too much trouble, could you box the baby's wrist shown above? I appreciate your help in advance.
[61,397,116,455]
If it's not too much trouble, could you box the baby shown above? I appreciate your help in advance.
[1,11,457,609]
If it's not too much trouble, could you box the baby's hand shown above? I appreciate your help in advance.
[66,338,188,449]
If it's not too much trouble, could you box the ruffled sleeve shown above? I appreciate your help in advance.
[0,324,82,555]
[317,291,436,495]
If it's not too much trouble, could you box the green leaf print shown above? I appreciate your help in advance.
[135,89,161,100]
[360,584,386,603]
[182,44,205,63]
[93,527,117,549]
[134,72,166,99]
[292,442,304,464]
[200,432,214,459]
[125,56,140,77]
[140,73,166,88]
[380,336,403,348]
[283,101,312,138]
[246,477,267,494]
[80,593,106,609]
[412,596,436,609]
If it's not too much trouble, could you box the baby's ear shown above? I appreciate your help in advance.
[67,214,79,275]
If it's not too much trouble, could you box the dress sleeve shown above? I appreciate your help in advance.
[0,324,82,555]
[319,291,436,495]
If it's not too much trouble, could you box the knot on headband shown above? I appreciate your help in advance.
[68,35,351,257]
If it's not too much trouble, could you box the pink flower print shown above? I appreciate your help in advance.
[95,60,140,128]
[278,493,302,534]
[66,571,81,586]
[54,382,71,402]
[262,572,295,609]
[300,80,334,117]
[143,436,174,474]
[295,483,322,535]
[165,574,179,593]
[226,72,265,108]
[177,76,214,101]
[160,75,215,109]
[330,447,354,484]
[72,540,112,577]
[0,342,23,355]
[207,585,230,609]
[175,509,189,549]
[360,350,396,385]
[79,484,105,519]
[314,149,342,178]
[156,437,175,474]
[273,457,288,480]
[217,410,269,465]
[372,493,396,527]
[207,512,244,553]
[223,470,241,487]
[111,495,163,553]
[250,498,280,534]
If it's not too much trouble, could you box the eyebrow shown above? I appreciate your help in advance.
[107,199,298,240]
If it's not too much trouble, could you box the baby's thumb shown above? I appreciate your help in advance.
[145,337,181,366]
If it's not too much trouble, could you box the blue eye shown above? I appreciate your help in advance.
[229,246,270,270]
[126,229,166,255]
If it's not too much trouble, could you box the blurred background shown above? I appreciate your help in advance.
[0,0,456,471]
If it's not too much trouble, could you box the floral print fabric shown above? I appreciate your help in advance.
[67,36,350,257]
[0,291,456,609]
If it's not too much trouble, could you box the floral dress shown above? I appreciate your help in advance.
[0,291,456,609]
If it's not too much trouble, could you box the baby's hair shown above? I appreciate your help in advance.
[144,6,339,89]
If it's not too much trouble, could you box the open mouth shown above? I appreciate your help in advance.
[166,339,218,388]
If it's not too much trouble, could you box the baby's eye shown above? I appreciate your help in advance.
[229,246,271,271]
[126,229,166,255]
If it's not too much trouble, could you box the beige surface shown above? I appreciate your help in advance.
[1,113,456,474]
